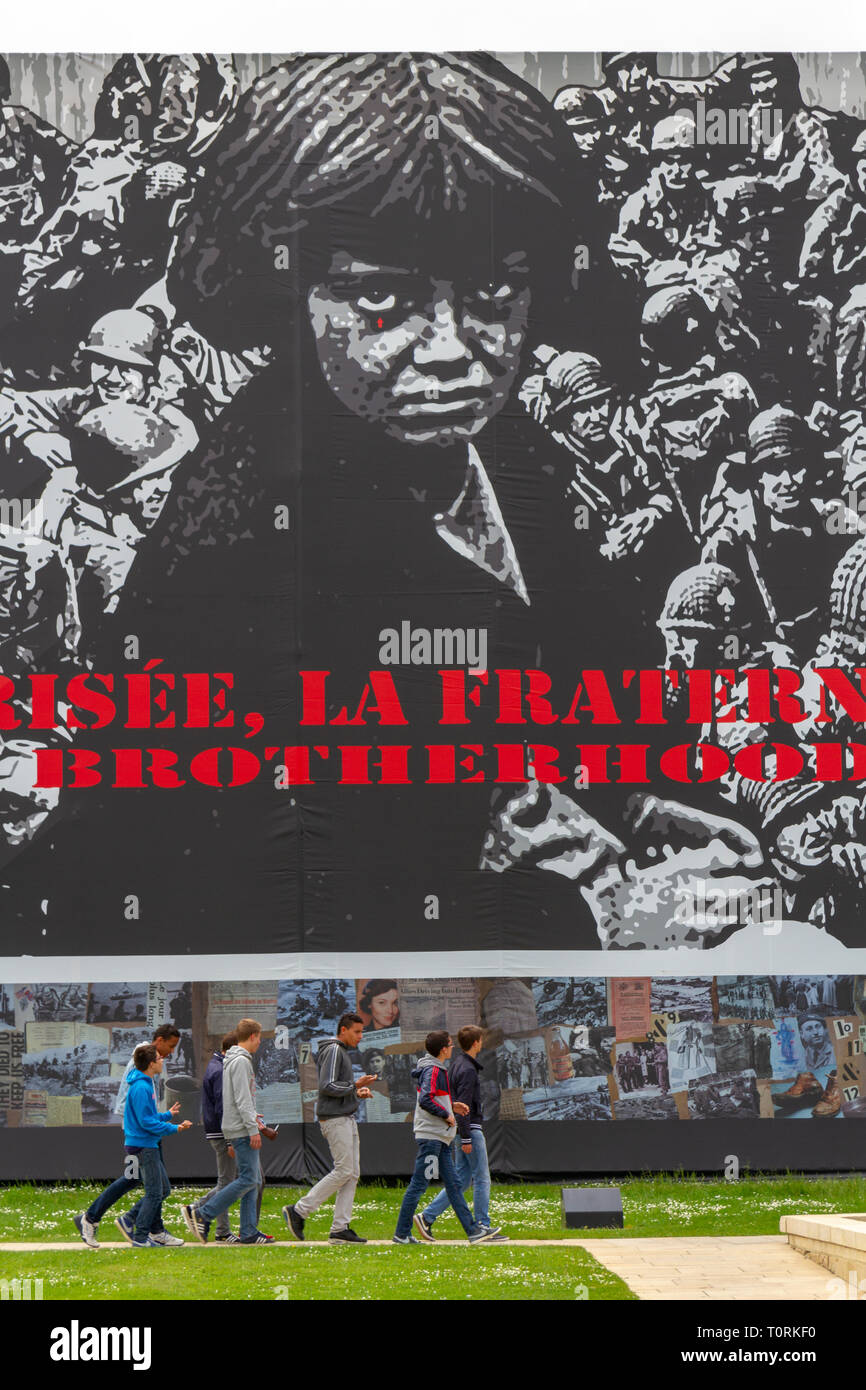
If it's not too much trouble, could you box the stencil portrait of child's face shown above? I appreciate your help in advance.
[307,247,531,448]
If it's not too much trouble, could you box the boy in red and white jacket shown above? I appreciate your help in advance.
[392,1030,501,1244]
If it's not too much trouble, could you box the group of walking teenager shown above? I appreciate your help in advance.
[74,1014,506,1248]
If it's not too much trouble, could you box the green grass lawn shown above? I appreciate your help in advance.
[0,1174,863,1300]
[0,1244,620,1301]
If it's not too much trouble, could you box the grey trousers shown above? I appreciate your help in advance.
[203,1136,264,1237]
[295,1115,360,1233]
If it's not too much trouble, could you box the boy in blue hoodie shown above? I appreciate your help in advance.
[392,1031,501,1245]
[124,1043,192,1247]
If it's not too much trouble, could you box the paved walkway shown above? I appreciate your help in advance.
[575,1234,836,1300]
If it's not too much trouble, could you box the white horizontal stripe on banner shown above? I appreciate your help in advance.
[0,920,860,980]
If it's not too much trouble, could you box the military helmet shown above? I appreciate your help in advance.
[545,351,613,410]
[826,534,866,657]
[640,285,713,359]
[81,309,162,370]
[658,563,742,632]
[746,405,816,470]
[651,112,697,152]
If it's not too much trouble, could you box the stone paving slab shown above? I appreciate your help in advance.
[576,1235,838,1300]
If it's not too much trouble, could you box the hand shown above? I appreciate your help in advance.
[227,1145,234,1159]
[23,430,72,468]
[583,793,769,949]
[461,1142,472,1154]
[35,465,81,542]
[251,1132,262,1150]
[357,1087,373,1099]
[453,1101,470,1116]
[807,399,837,433]
[169,1102,181,1115]
[178,1120,192,1130]
[445,1114,456,1126]
[481,781,624,878]
[355,1073,378,1088]
[600,506,658,560]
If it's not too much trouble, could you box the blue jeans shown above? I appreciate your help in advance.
[423,1126,490,1229]
[198,1135,261,1240]
[134,1147,171,1242]
[395,1139,482,1239]
[86,1146,165,1235]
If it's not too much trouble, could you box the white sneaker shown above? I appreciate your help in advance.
[73,1212,99,1249]
[147,1231,185,1247]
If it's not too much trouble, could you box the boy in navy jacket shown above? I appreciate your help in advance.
[201,1030,240,1243]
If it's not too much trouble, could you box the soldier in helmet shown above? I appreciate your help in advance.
[609,113,720,281]
[0,306,196,656]
[0,307,189,469]
[519,347,625,516]
[714,536,866,941]
[702,404,848,659]
[623,286,757,569]
[0,60,78,333]
[519,344,678,572]
[11,57,239,376]
[800,128,866,303]
[657,561,752,673]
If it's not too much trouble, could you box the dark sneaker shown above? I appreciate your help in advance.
[114,1213,135,1244]
[240,1231,275,1245]
[469,1225,504,1244]
[182,1204,210,1244]
[214,1233,241,1244]
[413,1213,435,1242]
[329,1228,367,1244]
[392,1233,419,1244]
[283,1204,305,1241]
[480,1227,509,1242]
[73,1212,99,1249]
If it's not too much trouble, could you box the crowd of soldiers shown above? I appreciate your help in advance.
[0,55,268,846]
[520,52,866,939]
[525,53,866,676]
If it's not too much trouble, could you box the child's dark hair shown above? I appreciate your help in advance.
[133,1043,158,1071]
[426,1030,451,1058]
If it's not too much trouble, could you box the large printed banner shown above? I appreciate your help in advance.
[2,976,865,1131]
[2,51,866,1162]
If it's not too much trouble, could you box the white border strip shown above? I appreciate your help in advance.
[2,928,861,981]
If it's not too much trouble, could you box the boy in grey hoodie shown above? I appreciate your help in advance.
[392,1031,501,1244]
[183,1018,275,1245]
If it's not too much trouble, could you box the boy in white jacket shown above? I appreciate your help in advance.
[183,1018,275,1245]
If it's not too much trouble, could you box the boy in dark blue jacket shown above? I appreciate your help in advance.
[124,1043,192,1247]
[201,1031,240,1243]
